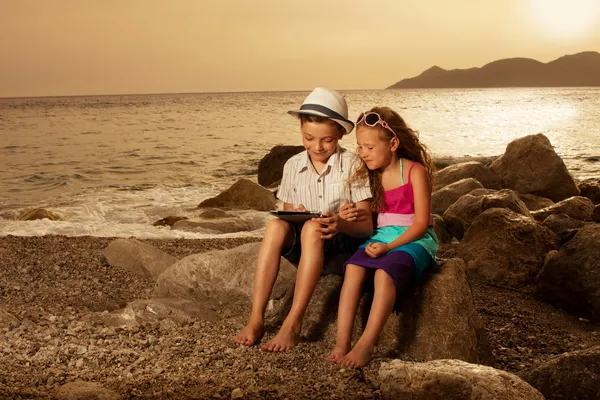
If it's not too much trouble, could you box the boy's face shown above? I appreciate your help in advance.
[301,121,343,164]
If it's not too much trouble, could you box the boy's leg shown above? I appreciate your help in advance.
[325,263,367,363]
[342,269,396,368]
[232,218,294,346]
[262,219,324,352]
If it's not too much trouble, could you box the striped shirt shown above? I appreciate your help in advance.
[277,146,372,214]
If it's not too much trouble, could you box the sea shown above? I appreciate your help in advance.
[1,88,599,239]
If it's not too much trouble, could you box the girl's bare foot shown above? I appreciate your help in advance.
[232,322,263,346]
[340,341,374,368]
[325,344,350,364]
[260,323,301,352]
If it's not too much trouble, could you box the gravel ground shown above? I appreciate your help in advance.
[0,235,598,399]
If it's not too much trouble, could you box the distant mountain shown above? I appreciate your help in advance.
[387,52,600,89]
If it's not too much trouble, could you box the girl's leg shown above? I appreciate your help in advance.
[233,218,294,346]
[262,220,325,352]
[341,269,396,368]
[325,263,367,363]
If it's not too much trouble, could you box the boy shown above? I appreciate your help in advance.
[232,88,373,352]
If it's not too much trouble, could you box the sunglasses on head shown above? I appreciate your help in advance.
[356,112,398,138]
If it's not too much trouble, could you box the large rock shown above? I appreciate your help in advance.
[155,242,296,313]
[153,216,188,227]
[432,155,499,170]
[434,162,503,191]
[542,214,584,243]
[531,196,595,222]
[458,208,558,288]
[431,178,484,215]
[379,359,544,400]
[519,346,600,400]
[257,145,305,187]
[578,179,600,205]
[432,214,452,244]
[387,259,492,365]
[103,239,178,281]
[18,208,62,221]
[518,193,554,211]
[490,134,579,201]
[198,178,276,211]
[172,216,252,234]
[537,224,600,320]
[55,381,119,400]
[443,189,531,240]
[594,205,600,223]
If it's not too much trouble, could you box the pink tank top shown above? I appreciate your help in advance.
[381,161,416,214]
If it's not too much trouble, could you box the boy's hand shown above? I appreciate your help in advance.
[338,199,357,221]
[365,242,389,258]
[314,212,339,239]
[294,204,307,212]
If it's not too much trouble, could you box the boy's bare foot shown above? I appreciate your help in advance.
[340,341,374,368]
[232,322,263,346]
[260,324,301,352]
[325,344,350,364]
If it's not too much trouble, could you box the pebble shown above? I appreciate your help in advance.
[231,388,243,399]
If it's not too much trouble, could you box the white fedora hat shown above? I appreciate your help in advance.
[288,87,354,134]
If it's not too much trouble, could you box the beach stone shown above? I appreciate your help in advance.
[198,178,276,211]
[0,307,19,329]
[542,214,584,243]
[55,381,119,400]
[153,216,188,227]
[434,161,503,191]
[432,155,499,170]
[379,359,544,400]
[519,346,600,400]
[431,178,483,215]
[517,193,554,211]
[537,224,600,320]
[594,205,600,223]
[531,196,594,222]
[156,242,295,312]
[198,209,235,219]
[258,145,305,187]
[103,239,178,281]
[432,214,452,244]
[172,216,252,234]
[443,189,531,240]
[18,208,62,221]
[386,258,492,365]
[490,133,580,201]
[458,208,558,288]
[578,178,600,204]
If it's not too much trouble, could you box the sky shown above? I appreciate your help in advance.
[1,0,600,97]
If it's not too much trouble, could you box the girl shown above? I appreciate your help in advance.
[325,106,438,368]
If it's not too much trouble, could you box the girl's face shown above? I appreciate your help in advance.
[356,126,397,170]
[301,121,343,163]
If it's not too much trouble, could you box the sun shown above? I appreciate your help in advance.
[528,0,600,39]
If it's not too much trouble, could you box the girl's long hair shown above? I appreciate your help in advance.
[353,107,435,212]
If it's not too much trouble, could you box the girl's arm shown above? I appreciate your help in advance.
[383,163,431,250]
[337,199,374,238]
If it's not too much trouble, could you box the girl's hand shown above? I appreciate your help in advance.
[295,204,307,212]
[314,212,339,239]
[338,199,358,221]
[366,242,389,258]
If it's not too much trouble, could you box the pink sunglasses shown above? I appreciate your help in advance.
[356,112,398,138]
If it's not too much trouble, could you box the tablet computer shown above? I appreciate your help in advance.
[269,210,322,223]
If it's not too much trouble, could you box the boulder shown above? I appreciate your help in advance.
[172,216,252,234]
[434,161,503,191]
[431,178,484,215]
[55,381,119,400]
[542,214,584,243]
[379,359,544,400]
[531,196,595,222]
[517,193,554,211]
[18,208,62,221]
[153,216,188,227]
[443,189,531,240]
[490,134,579,201]
[432,155,499,170]
[432,214,452,244]
[257,145,305,187]
[384,259,492,365]
[198,178,276,211]
[537,224,600,320]
[458,208,558,288]
[102,239,178,281]
[594,205,600,223]
[578,179,600,204]
[155,242,296,313]
[519,346,600,400]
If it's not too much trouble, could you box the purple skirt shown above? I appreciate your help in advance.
[344,248,415,290]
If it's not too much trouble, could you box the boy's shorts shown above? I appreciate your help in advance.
[282,222,365,275]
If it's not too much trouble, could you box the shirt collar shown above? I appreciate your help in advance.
[299,145,342,174]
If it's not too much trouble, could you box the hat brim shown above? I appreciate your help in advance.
[288,110,354,135]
